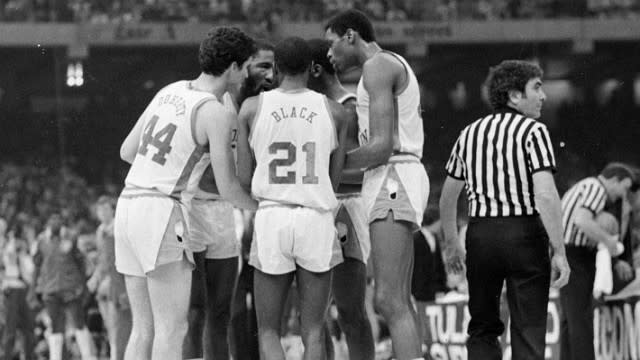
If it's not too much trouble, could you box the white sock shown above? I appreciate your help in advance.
[48,333,64,360]
[74,327,97,360]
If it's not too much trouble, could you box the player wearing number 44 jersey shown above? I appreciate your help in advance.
[116,27,257,360]
[236,37,351,360]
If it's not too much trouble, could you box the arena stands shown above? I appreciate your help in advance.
[1,0,639,23]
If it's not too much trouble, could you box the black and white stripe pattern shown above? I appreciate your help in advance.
[561,177,607,247]
[445,110,556,218]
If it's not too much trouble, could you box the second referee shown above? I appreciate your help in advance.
[439,60,571,360]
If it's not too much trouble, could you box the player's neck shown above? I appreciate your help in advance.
[278,75,308,92]
[190,73,228,100]
[326,80,348,102]
[361,41,382,64]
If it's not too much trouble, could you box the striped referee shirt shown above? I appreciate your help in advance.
[561,177,607,247]
[445,108,556,218]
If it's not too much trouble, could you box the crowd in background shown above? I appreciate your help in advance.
[0,0,639,23]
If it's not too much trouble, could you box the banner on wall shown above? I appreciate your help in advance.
[417,293,561,360]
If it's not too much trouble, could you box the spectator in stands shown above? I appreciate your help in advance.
[1,222,36,360]
[32,213,96,360]
[87,195,130,360]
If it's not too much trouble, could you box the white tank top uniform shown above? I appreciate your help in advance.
[356,52,430,229]
[187,91,240,259]
[115,80,214,276]
[334,92,371,263]
[248,88,343,274]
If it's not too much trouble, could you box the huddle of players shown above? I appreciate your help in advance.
[115,9,429,360]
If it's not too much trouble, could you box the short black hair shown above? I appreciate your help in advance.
[254,39,275,53]
[275,37,311,76]
[307,38,335,75]
[199,27,256,76]
[601,162,636,182]
[486,60,543,110]
[325,9,376,42]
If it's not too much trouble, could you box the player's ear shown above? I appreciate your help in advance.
[346,29,356,44]
[310,62,322,78]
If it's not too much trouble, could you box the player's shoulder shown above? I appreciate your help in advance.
[363,51,403,74]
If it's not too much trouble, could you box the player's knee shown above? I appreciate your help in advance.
[156,316,189,342]
[373,289,404,318]
[336,303,368,330]
[129,327,153,347]
[300,323,325,343]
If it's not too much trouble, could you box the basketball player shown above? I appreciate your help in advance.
[307,38,374,360]
[116,27,257,360]
[325,10,430,360]
[235,37,350,360]
[183,40,274,360]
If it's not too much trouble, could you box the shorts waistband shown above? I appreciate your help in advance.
[387,153,421,165]
[258,200,332,213]
[120,187,179,201]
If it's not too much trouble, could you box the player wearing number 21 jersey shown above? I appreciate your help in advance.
[235,37,351,360]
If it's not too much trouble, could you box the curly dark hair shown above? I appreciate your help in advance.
[199,27,256,76]
[486,60,543,110]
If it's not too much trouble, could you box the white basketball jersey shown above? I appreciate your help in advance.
[250,89,338,211]
[192,92,239,200]
[356,51,424,158]
[123,80,215,201]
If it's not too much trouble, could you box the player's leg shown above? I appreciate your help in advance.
[332,258,375,360]
[370,213,422,360]
[297,267,333,360]
[254,270,294,360]
[147,258,192,360]
[203,256,239,359]
[183,251,205,359]
[123,275,153,360]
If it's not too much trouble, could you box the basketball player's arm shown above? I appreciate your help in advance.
[119,113,147,164]
[533,171,570,288]
[573,207,619,251]
[236,96,259,190]
[199,102,258,211]
[439,176,466,274]
[328,99,350,191]
[339,98,364,184]
[345,57,397,170]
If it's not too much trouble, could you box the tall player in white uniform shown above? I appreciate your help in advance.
[116,27,258,360]
[307,38,374,360]
[326,10,430,360]
[183,40,275,360]
[235,37,350,360]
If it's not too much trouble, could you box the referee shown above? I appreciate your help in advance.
[559,163,636,360]
[439,60,570,360]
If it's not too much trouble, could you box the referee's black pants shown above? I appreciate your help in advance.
[559,246,596,360]
[465,216,551,360]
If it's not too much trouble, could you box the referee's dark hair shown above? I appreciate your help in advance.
[600,162,636,182]
[486,60,543,111]
[325,9,376,42]
[200,27,256,76]
[275,37,312,76]
[307,38,335,75]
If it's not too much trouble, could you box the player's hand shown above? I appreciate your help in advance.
[550,253,570,289]
[443,241,465,275]
[86,275,99,293]
[614,260,634,281]
[605,234,621,255]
